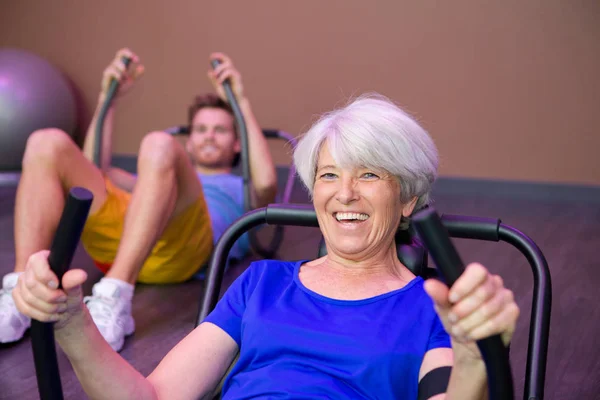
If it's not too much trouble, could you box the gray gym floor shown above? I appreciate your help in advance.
[0,181,598,399]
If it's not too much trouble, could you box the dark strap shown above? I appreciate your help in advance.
[417,366,452,400]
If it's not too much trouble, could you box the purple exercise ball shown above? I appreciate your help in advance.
[0,48,77,171]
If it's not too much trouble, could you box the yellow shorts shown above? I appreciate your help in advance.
[80,178,214,284]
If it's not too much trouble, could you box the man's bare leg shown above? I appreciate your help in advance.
[104,131,203,284]
[14,129,108,272]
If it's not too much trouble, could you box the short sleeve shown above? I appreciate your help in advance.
[202,263,258,346]
[427,314,451,351]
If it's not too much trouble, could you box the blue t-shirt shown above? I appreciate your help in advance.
[204,259,451,399]
[197,173,250,261]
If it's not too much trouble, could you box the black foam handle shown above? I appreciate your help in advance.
[412,207,514,400]
[30,187,94,400]
[94,56,132,167]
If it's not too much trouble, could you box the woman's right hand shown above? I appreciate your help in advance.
[100,48,145,102]
[12,250,89,333]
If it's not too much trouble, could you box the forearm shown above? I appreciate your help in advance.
[56,311,157,400]
[238,98,277,207]
[83,94,114,172]
[444,348,488,400]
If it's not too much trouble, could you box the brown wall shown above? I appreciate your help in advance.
[1,0,599,185]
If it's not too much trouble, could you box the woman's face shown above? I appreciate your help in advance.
[313,142,417,261]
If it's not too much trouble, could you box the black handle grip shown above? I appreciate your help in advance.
[412,207,514,400]
[94,56,132,167]
[164,125,190,135]
[262,129,280,138]
[30,187,93,400]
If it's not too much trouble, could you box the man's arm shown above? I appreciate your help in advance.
[83,48,144,183]
[238,97,278,208]
[209,52,278,209]
[82,96,115,172]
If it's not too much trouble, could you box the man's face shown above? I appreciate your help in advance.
[186,107,240,169]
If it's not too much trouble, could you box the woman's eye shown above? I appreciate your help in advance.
[320,173,337,180]
[362,172,379,179]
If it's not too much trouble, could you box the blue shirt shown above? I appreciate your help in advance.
[204,259,451,399]
[198,173,250,261]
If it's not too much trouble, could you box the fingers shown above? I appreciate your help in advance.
[449,274,500,321]
[467,300,520,344]
[131,64,145,80]
[426,263,520,346]
[210,61,235,80]
[115,48,139,63]
[106,50,134,79]
[102,47,144,93]
[209,52,232,67]
[13,250,67,322]
[12,251,88,326]
[29,250,57,289]
[62,269,88,299]
[450,285,513,340]
[423,278,451,309]
[214,68,240,85]
[208,52,240,83]
[448,263,489,304]
[19,271,66,314]
[13,286,62,322]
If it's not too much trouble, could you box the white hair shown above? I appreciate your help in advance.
[293,93,439,228]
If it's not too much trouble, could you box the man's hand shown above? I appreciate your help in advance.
[208,52,245,102]
[100,48,144,102]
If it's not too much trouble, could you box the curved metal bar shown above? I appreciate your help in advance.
[197,208,267,325]
[498,225,551,400]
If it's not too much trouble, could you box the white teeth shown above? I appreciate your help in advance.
[335,212,369,221]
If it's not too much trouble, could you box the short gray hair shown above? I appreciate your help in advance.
[293,93,439,229]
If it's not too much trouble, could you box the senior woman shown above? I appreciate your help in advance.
[13,94,519,400]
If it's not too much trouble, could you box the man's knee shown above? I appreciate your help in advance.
[138,131,180,171]
[22,129,76,167]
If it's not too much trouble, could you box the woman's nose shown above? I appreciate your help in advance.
[335,177,359,205]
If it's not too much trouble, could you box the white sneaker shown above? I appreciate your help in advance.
[0,272,31,343]
[84,278,135,352]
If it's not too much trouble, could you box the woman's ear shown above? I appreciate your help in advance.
[402,196,419,217]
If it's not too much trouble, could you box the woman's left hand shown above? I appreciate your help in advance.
[424,263,520,361]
